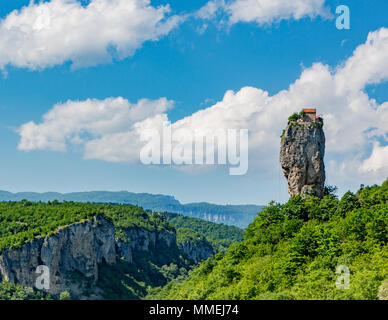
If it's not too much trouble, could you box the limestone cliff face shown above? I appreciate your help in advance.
[280,121,325,198]
[378,280,388,300]
[0,216,116,296]
[178,238,213,263]
[0,216,176,297]
[0,215,214,297]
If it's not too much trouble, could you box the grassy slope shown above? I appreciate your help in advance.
[152,179,388,300]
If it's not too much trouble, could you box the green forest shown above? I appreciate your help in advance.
[0,201,173,252]
[164,212,244,252]
[0,179,387,300]
[0,282,52,300]
[151,179,388,300]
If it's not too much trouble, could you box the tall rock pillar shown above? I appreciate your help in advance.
[280,111,325,198]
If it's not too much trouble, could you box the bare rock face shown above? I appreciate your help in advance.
[0,210,215,298]
[178,239,213,263]
[0,216,177,298]
[280,120,325,198]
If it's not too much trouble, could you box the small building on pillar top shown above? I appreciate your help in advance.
[302,108,317,122]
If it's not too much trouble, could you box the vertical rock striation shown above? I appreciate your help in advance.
[178,239,213,263]
[280,119,325,198]
[0,214,213,298]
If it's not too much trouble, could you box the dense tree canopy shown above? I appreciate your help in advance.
[151,179,388,300]
[0,201,243,300]
[0,281,52,300]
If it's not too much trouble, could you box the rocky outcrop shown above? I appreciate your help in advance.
[0,191,263,229]
[0,216,116,297]
[179,239,213,263]
[378,280,388,300]
[0,216,177,298]
[115,225,212,265]
[280,120,325,198]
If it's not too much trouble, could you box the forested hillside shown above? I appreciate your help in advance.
[164,212,244,252]
[151,179,388,300]
[0,201,245,299]
[0,201,179,299]
[0,191,263,228]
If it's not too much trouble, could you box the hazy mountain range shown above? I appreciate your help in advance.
[0,190,263,228]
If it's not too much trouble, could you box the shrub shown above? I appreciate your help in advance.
[59,291,72,300]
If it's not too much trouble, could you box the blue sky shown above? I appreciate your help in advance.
[0,0,387,205]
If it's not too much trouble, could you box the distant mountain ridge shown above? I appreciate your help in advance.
[0,190,263,228]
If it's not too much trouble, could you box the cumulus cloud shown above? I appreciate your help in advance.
[360,143,388,174]
[17,28,388,185]
[196,0,330,25]
[0,0,182,70]
[17,97,173,157]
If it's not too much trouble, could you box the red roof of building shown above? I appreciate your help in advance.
[303,108,316,113]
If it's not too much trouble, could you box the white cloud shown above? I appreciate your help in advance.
[360,143,388,173]
[17,28,388,186]
[0,0,183,70]
[17,97,173,156]
[196,0,331,25]
[0,0,332,71]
